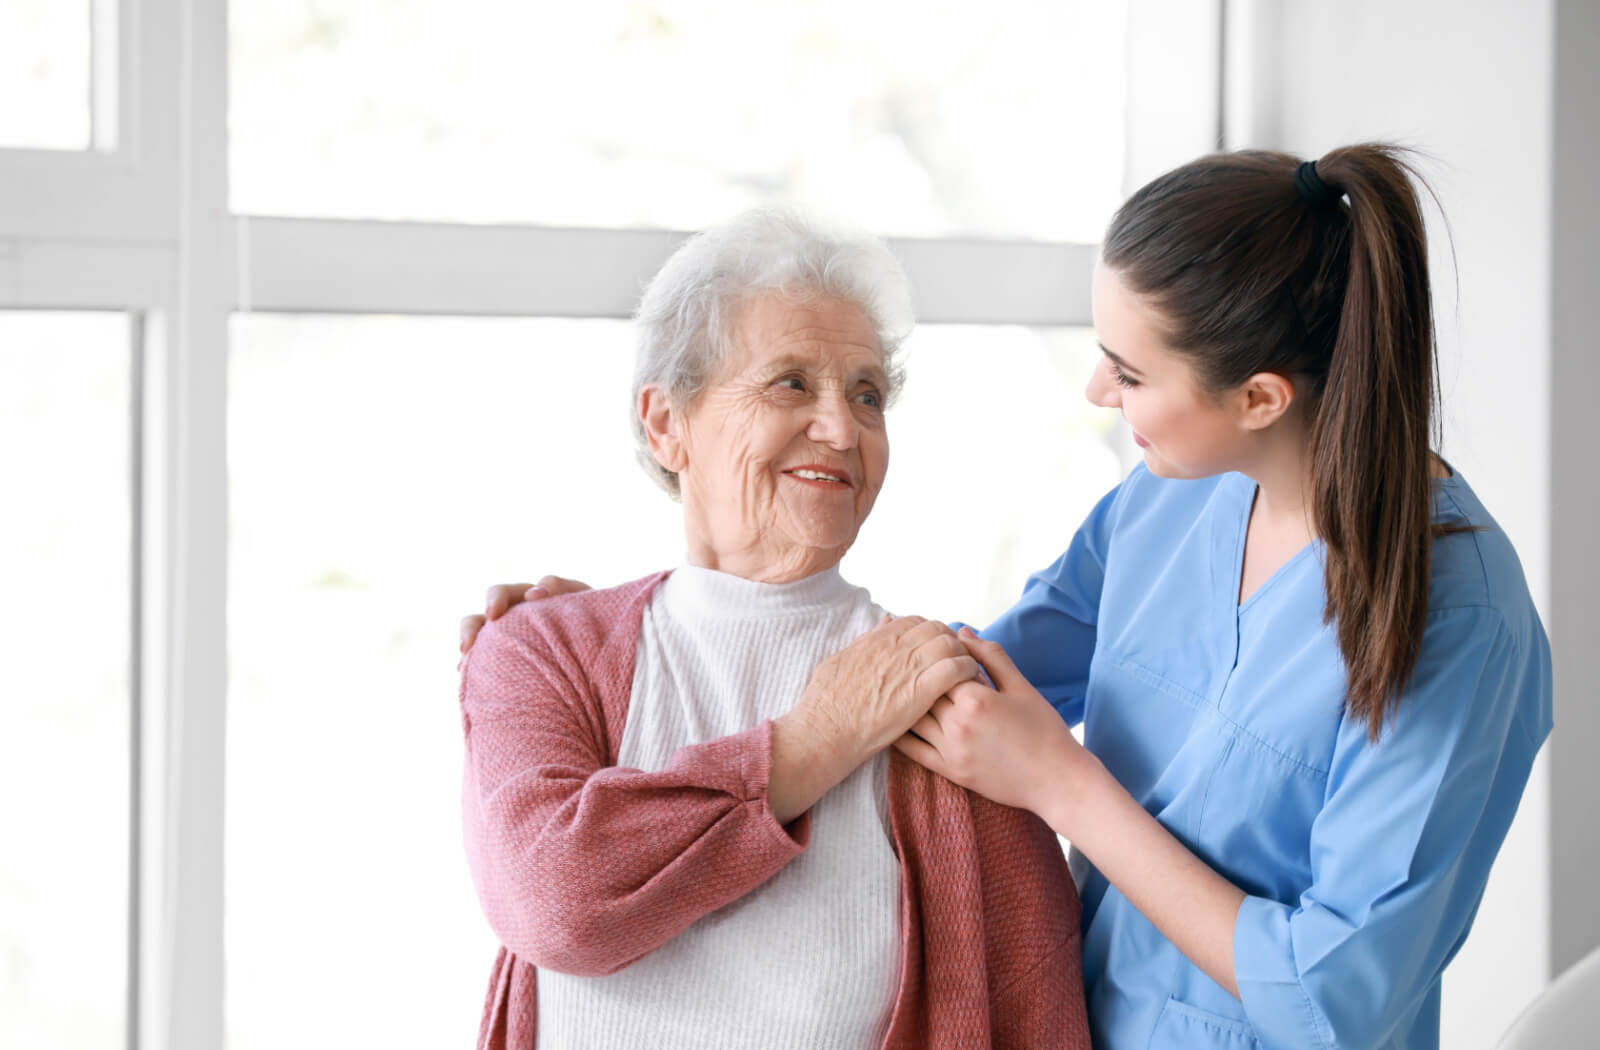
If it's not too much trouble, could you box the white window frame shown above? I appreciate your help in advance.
[0,2,1220,1047]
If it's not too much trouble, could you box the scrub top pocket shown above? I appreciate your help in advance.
[1145,997,1261,1050]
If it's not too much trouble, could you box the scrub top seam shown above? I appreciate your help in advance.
[1110,658,1210,713]
[1193,732,1236,840]
[1215,710,1332,779]
[1286,922,1334,1050]
[1158,997,1258,1039]
[1422,601,1510,623]
[1433,481,1499,604]
[1112,656,1332,779]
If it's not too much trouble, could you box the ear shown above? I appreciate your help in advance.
[1235,371,1296,431]
[638,385,688,474]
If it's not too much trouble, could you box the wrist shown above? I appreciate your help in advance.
[770,707,860,822]
[1037,744,1117,841]
[789,690,872,770]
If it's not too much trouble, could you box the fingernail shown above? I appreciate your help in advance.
[528,587,548,600]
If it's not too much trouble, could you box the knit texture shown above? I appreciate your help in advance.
[536,565,900,1048]
[460,572,1090,1050]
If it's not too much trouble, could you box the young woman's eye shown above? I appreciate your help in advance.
[1110,364,1139,389]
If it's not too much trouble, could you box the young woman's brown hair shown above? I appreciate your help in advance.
[1101,143,1453,739]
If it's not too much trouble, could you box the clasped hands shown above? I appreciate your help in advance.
[896,627,1096,825]
[459,579,1099,832]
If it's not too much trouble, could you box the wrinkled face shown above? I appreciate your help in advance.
[1086,262,1248,479]
[672,293,890,579]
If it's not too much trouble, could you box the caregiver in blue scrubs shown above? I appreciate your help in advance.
[462,143,1552,1049]
[894,144,1552,1050]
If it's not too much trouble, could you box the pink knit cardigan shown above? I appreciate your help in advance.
[459,573,1089,1049]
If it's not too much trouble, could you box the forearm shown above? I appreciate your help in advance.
[769,708,868,824]
[1041,758,1246,997]
[466,723,809,975]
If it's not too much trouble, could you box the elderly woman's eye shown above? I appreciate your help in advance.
[777,375,807,392]
[857,390,883,409]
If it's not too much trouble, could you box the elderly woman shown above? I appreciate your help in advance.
[459,210,1089,1049]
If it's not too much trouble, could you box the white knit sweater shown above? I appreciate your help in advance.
[534,564,902,1050]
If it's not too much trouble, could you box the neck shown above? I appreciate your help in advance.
[684,530,843,585]
[1240,424,1316,539]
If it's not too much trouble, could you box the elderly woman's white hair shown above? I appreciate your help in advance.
[630,209,915,498]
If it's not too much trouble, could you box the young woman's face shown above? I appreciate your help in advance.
[1085,262,1250,480]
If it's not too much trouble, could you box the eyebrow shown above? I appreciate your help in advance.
[1097,343,1146,379]
[764,353,889,385]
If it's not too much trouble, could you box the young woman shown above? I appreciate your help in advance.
[462,144,1552,1050]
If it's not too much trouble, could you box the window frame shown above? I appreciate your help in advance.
[0,2,1221,1047]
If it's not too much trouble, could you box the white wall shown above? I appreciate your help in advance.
[1232,0,1580,1045]
[1549,0,1600,982]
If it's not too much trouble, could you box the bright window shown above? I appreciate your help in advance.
[230,0,1128,240]
[844,323,1124,623]
[0,311,132,1048]
[223,313,1120,1045]
[0,1,93,150]
[1,2,1220,1046]
[225,315,669,1049]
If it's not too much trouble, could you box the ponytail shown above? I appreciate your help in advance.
[1102,143,1452,739]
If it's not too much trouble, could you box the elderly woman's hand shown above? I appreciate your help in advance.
[806,615,982,754]
[768,616,981,823]
[458,576,592,655]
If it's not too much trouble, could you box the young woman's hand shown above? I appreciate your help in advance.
[895,628,1105,826]
[458,576,591,655]
[899,627,1249,997]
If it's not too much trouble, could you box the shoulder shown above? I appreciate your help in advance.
[1428,477,1545,650]
[484,572,667,653]
[465,572,669,709]
[1410,477,1552,740]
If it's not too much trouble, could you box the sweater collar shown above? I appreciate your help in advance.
[661,563,858,622]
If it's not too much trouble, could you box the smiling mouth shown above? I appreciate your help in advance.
[782,467,853,488]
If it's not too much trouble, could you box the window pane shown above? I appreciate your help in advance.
[844,325,1124,623]
[0,1,92,150]
[0,312,130,1048]
[226,314,1119,1046]
[224,316,680,1050]
[230,0,1127,241]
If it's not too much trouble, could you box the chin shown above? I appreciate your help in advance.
[789,521,861,555]
[1142,450,1228,482]
[1141,450,1176,478]
[1141,450,1198,481]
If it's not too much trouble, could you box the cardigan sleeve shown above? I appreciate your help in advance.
[460,605,810,978]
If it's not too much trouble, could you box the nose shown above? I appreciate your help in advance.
[1086,357,1122,408]
[807,392,860,450]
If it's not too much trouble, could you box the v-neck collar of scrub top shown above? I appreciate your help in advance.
[1222,464,1470,617]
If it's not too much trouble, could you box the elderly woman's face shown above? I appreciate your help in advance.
[670,294,890,580]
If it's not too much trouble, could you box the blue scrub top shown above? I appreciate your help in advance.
[978,465,1552,1050]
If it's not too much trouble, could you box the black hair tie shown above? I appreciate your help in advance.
[1294,160,1341,207]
